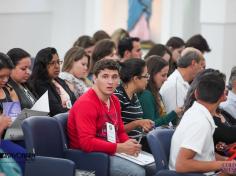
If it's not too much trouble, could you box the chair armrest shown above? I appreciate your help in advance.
[64,149,109,176]
[25,156,75,176]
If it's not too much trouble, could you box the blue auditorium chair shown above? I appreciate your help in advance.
[25,156,75,176]
[147,128,204,176]
[54,113,109,176]
[22,116,77,176]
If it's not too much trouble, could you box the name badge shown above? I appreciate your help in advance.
[106,122,116,143]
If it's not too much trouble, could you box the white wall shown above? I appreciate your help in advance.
[0,0,102,57]
[0,0,235,79]
[200,0,236,79]
[160,0,200,43]
[0,0,52,56]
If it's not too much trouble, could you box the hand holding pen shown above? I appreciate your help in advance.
[136,119,154,132]
[137,129,145,144]
[116,139,141,156]
[137,124,155,144]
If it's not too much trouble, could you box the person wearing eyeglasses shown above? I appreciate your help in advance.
[6,48,37,110]
[114,59,154,152]
[138,56,183,128]
[28,47,76,116]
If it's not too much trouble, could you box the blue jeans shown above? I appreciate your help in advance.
[109,155,156,176]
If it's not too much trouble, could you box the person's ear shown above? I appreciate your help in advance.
[219,90,227,102]
[168,46,174,52]
[191,60,196,67]
[133,75,139,82]
[124,50,131,58]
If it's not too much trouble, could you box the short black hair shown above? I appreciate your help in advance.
[7,48,31,67]
[93,59,120,76]
[196,73,225,103]
[185,34,211,53]
[118,37,140,58]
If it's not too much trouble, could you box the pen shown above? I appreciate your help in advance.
[137,129,144,144]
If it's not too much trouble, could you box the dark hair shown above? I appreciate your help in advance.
[196,75,225,103]
[62,47,89,72]
[93,30,110,43]
[73,35,95,49]
[90,39,116,74]
[177,50,201,68]
[119,58,146,83]
[30,47,58,82]
[146,56,169,113]
[166,37,185,49]
[0,53,14,70]
[118,37,140,58]
[7,48,31,67]
[185,34,211,53]
[184,69,225,111]
[93,59,120,76]
[144,44,172,60]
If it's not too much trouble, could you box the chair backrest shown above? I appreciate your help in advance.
[53,113,69,148]
[22,116,64,158]
[147,128,174,171]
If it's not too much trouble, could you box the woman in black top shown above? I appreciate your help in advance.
[0,53,25,173]
[28,47,76,116]
[7,48,37,109]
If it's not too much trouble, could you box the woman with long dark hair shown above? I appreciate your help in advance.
[0,53,25,174]
[28,47,76,116]
[7,48,37,109]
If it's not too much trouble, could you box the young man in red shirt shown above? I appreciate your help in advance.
[68,59,154,176]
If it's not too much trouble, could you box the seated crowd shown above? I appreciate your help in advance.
[1,30,236,176]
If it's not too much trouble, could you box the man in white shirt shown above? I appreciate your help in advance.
[220,67,236,119]
[160,47,203,113]
[169,72,236,175]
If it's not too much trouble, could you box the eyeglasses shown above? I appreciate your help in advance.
[139,73,150,79]
[48,60,63,66]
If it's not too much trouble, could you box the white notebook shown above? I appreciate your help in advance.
[115,151,155,166]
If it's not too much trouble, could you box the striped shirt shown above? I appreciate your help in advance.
[114,85,143,125]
